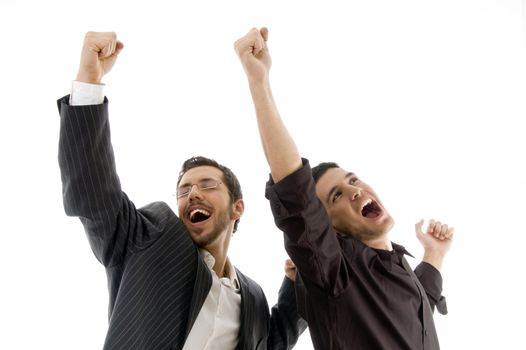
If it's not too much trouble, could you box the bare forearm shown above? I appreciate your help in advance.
[249,79,302,182]
[422,249,445,272]
[235,27,302,182]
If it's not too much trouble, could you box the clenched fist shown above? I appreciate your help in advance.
[76,32,124,84]
[234,27,271,83]
[415,219,454,271]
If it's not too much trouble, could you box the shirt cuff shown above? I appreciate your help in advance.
[414,261,448,315]
[264,158,312,217]
[70,81,105,106]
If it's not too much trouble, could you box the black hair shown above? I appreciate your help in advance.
[312,162,340,184]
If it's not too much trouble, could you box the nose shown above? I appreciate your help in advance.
[346,185,362,201]
[187,184,204,200]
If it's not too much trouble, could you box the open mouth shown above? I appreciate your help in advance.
[189,208,211,223]
[361,200,382,219]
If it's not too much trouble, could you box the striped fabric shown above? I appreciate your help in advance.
[57,96,307,350]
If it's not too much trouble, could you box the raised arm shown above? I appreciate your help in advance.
[235,28,349,295]
[58,32,159,267]
[234,27,302,182]
[414,219,454,314]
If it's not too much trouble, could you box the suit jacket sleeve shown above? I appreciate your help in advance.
[267,277,308,349]
[237,272,307,350]
[57,95,162,267]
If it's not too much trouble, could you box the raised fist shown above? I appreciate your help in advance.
[76,31,124,84]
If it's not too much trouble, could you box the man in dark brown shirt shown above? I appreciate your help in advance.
[235,27,454,349]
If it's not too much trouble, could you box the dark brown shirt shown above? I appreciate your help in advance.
[265,159,447,350]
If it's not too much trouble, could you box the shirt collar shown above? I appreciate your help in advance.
[199,249,240,291]
[391,242,414,259]
[373,242,414,271]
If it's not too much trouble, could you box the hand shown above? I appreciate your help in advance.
[284,259,297,282]
[76,32,124,84]
[415,219,454,271]
[234,27,271,83]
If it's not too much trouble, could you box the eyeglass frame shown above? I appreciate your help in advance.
[175,179,223,199]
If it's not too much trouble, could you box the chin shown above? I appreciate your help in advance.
[187,228,209,245]
[384,215,395,232]
[359,216,394,239]
[193,236,213,249]
[375,216,394,235]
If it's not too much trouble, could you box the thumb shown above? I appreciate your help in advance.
[415,219,425,238]
[114,41,125,56]
[260,27,269,42]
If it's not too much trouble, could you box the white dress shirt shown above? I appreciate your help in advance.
[183,249,241,350]
[69,81,242,349]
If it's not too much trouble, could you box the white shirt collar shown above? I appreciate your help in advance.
[199,249,240,291]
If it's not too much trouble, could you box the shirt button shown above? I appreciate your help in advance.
[424,329,428,336]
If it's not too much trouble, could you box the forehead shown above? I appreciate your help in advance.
[315,167,350,198]
[179,165,223,185]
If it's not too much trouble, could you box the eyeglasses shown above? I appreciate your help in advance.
[176,179,223,199]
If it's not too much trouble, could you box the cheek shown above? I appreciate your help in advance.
[177,201,185,217]
[329,207,349,228]
[331,205,362,229]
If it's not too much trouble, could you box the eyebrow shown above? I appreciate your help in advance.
[178,177,216,188]
[325,172,355,204]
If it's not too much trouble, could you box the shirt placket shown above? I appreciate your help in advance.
[401,257,436,349]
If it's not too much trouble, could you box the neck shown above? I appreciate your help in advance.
[204,245,227,277]
[213,255,228,278]
[363,235,392,251]
[205,228,233,278]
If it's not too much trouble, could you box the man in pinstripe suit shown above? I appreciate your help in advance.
[57,31,307,350]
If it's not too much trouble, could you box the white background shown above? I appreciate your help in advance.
[1,1,525,349]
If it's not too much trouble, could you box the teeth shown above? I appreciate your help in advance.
[362,199,372,210]
[190,209,210,219]
[190,208,210,219]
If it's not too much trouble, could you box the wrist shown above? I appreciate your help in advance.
[422,249,446,272]
[76,71,102,85]
[248,77,271,94]
[246,71,270,86]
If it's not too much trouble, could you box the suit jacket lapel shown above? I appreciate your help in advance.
[235,270,256,350]
[184,252,213,342]
[182,263,259,349]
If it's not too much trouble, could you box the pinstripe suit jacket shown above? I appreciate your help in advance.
[57,96,307,350]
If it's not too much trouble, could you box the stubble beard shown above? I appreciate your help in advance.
[346,215,395,242]
[194,208,232,248]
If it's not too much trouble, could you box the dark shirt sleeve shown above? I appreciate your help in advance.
[265,159,350,296]
[414,261,448,315]
[57,96,163,267]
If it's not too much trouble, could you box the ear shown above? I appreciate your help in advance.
[231,199,245,221]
